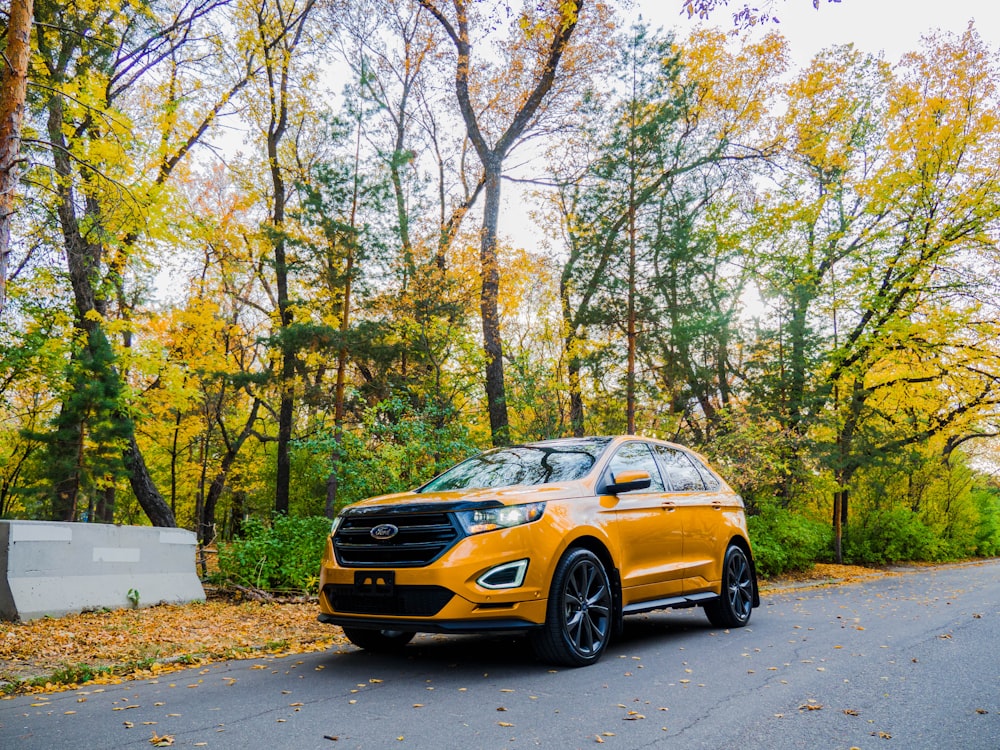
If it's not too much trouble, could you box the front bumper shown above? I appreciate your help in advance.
[318,523,551,631]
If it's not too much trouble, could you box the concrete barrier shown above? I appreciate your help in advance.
[0,520,205,621]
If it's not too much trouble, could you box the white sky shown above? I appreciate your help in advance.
[632,0,999,67]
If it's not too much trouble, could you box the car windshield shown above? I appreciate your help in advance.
[418,438,612,492]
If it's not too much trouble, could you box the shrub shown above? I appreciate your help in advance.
[747,503,832,577]
[216,515,331,593]
[972,488,1000,557]
[842,508,945,565]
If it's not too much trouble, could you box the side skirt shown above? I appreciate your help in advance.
[621,591,717,616]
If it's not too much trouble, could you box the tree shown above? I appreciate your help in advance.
[0,0,33,316]
[555,27,785,436]
[27,0,252,526]
[750,29,1000,561]
[234,0,318,515]
[418,0,586,446]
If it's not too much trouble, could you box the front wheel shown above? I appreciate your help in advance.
[704,544,755,628]
[342,627,415,653]
[531,548,613,667]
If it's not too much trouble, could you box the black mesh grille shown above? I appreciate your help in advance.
[323,584,454,617]
[333,511,462,567]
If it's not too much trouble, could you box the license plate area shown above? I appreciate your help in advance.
[354,570,395,597]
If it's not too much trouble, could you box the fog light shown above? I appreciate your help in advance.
[477,559,529,590]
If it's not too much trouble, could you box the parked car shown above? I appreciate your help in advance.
[318,435,758,667]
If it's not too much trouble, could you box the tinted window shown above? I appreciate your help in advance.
[690,456,721,490]
[419,439,612,492]
[653,445,706,492]
[607,442,665,492]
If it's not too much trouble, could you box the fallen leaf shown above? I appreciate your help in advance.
[843,709,860,716]
[149,733,175,747]
[498,721,514,727]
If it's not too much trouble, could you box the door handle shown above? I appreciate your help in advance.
[661,502,676,511]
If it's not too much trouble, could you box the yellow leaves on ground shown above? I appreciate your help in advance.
[0,598,346,692]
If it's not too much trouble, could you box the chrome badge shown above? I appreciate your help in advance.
[370,523,399,540]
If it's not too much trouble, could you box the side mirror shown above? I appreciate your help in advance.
[605,469,652,495]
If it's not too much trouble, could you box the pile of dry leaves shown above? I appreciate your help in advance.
[1,589,346,693]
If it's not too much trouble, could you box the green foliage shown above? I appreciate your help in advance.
[25,327,131,521]
[216,515,332,593]
[333,397,479,510]
[746,502,832,577]
[972,487,1000,556]
[842,508,945,565]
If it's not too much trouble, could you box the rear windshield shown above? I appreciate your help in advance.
[418,439,612,492]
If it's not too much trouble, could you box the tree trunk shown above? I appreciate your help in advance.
[0,0,33,316]
[270,106,293,517]
[124,434,177,527]
[480,161,509,445]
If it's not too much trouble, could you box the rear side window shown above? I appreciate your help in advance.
[690,456,721,491]
[607,442,665,492]
[653,446,706,492]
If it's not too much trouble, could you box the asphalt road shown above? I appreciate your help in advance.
[2,559,998,750]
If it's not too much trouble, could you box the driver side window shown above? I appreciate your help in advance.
[607,442,665,493]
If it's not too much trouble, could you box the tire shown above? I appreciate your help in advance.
[531,548,613,667]
[704,544,755,628]
[342,627,415,652]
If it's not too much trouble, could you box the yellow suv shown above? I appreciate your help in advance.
[318,436,758,666]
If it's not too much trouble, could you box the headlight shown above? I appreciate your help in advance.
[456,502,546,535]
[330,515,343,535]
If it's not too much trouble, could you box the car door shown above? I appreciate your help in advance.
[652,444,720,593]
[602,441,685,603]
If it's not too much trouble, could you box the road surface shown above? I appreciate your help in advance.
[2,559,998,749]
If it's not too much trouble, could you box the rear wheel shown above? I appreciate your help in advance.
[704,544,754,628]
[342,627,415,652]
[531,548,613,667]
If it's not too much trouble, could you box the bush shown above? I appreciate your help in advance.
[216,515,331,593]
[972,488,1000,557]
[747,503,832,577]
[842,508,945,565]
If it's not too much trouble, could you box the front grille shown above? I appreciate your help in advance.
[334,511,462,567]
[323,584,454,617]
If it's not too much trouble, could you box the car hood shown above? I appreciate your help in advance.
[346,480,592,511]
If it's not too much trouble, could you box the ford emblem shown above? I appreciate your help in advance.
[370,523,399,540]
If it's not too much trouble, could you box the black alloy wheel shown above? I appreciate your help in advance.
[704,544,754,628]
[532,548,613,667]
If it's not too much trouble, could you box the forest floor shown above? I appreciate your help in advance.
[0,563,888,696]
